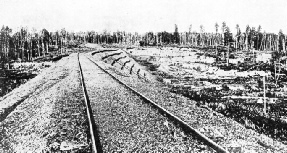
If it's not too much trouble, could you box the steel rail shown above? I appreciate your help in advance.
[78,53,102,153]
[85,55,229,153]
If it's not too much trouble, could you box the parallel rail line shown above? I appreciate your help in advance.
[83,54,229,153]
[78,53,102,153]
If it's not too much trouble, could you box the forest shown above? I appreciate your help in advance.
[0,22,286,69]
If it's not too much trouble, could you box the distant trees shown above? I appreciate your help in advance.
[200,25,204,33]
[236,24,240,34]
[230,24,287,52]
[0,23,286,68]
[174,24,180,44]
[160,31,173,45]
[220,22,233,46]
[0,26,12,68]
[215,23,219,34]
[189,25,192,33]
[0,26,81,67]
[278,30,286,52]
[222,22,226,36]
[235,24,241,49]
[255,25,262,50]
[41,29,50,55]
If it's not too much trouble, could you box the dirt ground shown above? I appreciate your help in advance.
[0,53,90,152]
[103,47,287,152]
[1,45,287,152]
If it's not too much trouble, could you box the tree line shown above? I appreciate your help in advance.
[83,23,286,52]
[0,26,87,68]
[0,23,286,68]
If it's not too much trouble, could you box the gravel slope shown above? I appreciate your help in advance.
[0,53,90,152]
[79,54,214,152]
[87,51,287,153]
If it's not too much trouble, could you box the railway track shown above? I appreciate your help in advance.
[78,53,102,153]
[77,53,228,152]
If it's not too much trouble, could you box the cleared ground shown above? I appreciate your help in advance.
[1,46,287,152]
[0,53,90,152]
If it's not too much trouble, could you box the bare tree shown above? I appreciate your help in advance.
[245,25,250,50]
[41,29,50,55]
[222,22,226,34]
[215,22,219,34]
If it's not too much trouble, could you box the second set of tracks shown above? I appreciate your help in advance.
[77,53,228,153]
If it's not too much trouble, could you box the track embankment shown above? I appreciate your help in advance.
[79,54,218,152]
[0,53,90,152]
[87,49,287,153]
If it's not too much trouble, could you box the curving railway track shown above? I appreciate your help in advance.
[77,53,228,153]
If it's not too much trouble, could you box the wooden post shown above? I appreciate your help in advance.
[61,38,63,55]
[227,43,229,66]
[42,38,45,57]
[263,75,266,116]
[275,61,277,84]
[30,41,33,61]
[279,61,281,74]
[46,43,49,55]
[38,39,40,57]
[253,48,255,64]
[216,43,218,62]
[285,40,287,69]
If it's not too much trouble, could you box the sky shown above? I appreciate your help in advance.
[0,0,286,34]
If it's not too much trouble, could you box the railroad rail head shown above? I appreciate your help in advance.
[78,53,103,153]
[85,55,229,153]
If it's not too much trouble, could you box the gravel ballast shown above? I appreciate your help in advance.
[0,53,90,152]
[87,50,287,153]
[79,54,214,152]
[2,48,286,152]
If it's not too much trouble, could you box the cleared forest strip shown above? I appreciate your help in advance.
[87,51,287,152]
[86,55,228,152]
[80,54,218,152]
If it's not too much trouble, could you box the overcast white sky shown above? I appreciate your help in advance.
[0,0,286,33]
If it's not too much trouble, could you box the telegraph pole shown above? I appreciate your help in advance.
[227,43,229,66]
[263,75,266,116]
